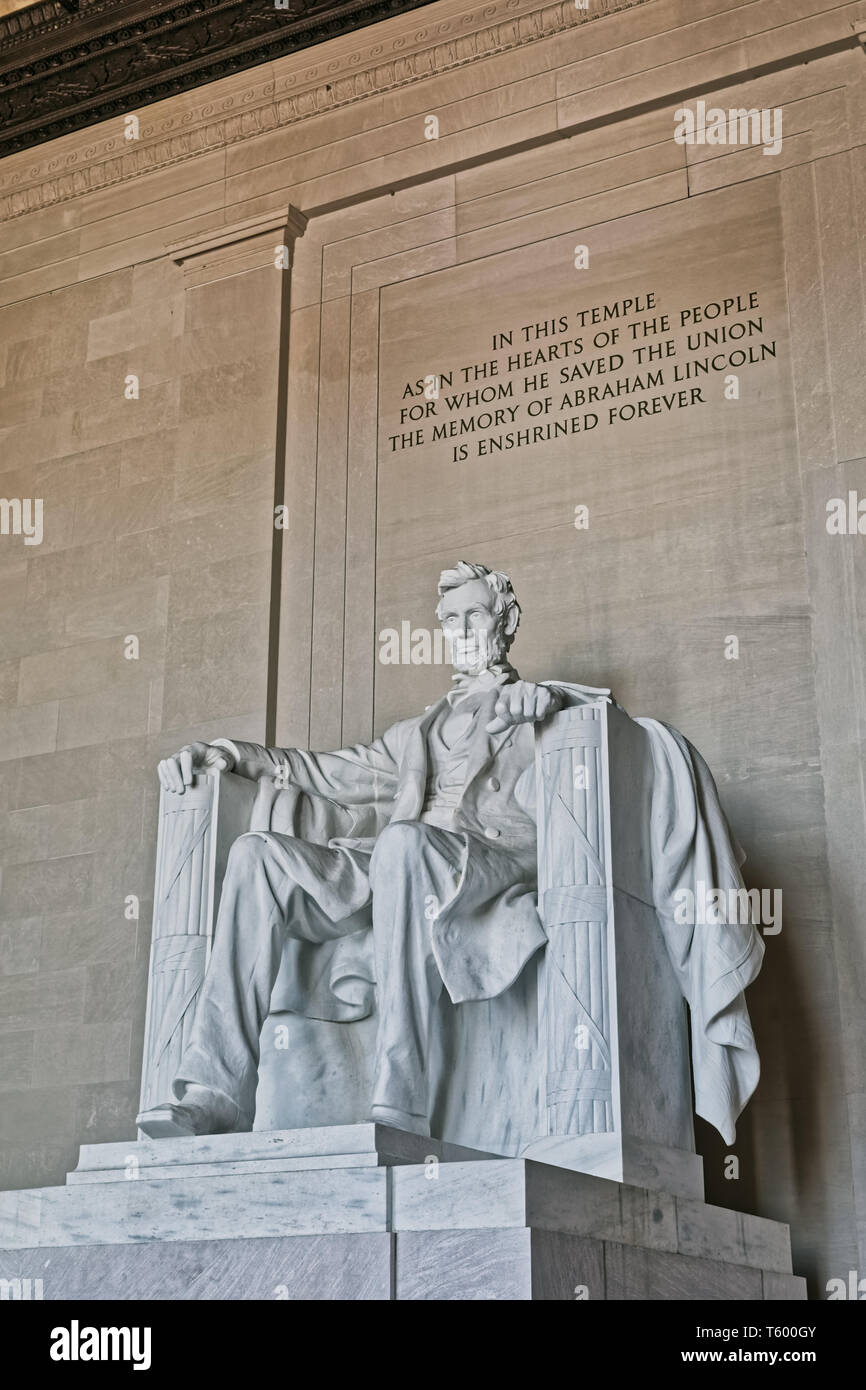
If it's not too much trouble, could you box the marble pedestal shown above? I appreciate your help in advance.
[0,1126,806,1300]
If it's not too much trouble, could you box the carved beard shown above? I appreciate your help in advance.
[448,625,508,675]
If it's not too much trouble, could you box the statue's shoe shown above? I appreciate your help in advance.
[135,1103,202,1139]
[369,1104,431,1138]
[136,1086,245,1139]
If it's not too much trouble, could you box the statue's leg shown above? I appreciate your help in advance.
[367,821,465,1136]
[139,831,372,1137]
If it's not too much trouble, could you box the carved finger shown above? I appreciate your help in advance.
[162,759,179,794]
[180,748,193,788]
[486,698,511,734]
[535,688,552,719]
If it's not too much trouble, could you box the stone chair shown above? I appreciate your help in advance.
[138,695,703,1199]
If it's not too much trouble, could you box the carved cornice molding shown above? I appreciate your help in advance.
[0,0,650,224]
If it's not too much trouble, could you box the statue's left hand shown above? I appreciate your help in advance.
[486,681,563,734]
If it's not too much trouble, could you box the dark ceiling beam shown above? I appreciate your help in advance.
[0,0,438,159]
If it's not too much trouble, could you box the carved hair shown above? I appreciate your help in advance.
[435,561,522,650]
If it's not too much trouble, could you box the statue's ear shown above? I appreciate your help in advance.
[503,604,520,638]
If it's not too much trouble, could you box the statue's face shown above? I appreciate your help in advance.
[438,577,505,674]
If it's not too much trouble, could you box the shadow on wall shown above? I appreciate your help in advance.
[698,847,826,1302]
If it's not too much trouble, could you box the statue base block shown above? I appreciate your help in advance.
[0,1126,806,1300]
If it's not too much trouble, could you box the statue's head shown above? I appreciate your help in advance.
[435,561,521,675]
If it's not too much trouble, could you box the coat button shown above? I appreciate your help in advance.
[484,826,500,839]
[487,777,500,791]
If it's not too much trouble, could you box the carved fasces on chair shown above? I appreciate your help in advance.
[138,772,256,1119]
[531,699,702,1198]
[535,701,614,1139]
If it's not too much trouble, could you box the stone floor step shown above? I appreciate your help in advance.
[66,1122,495,1185]
[0,1229,807,1301]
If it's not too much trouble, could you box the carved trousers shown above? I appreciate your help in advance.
[173,822,471,1129]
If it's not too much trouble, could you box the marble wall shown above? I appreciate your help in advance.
[0,0,864,1298]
